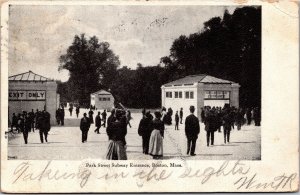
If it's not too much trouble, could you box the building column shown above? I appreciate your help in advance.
[161,86,165,109]
[196,83,205,120]
[230,84,240,108]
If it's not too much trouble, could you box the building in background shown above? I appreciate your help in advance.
[90,90,114,111]
[8,70,59,125]
[161,74,240,120]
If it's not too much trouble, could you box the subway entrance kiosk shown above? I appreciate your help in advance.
[8,71,59,125]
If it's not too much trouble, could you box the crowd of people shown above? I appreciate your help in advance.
[9,103,260,160]
[9,109,51,144]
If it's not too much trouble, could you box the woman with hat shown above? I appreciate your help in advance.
[106,109,127,160]
[148,111,165,159]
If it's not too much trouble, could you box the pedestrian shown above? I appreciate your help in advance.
[60,106,65,126]
[17,113,23,133]
[101,110,107,127]
[126,110,132,128]
[56,108,61,125]
[236,108,244,130]
[246,108,252,125]
[180,108,183,124]
[205,109,218,147]
[175,111,179,130]
[80,113,91,143]
[253,107,261,126]
[23,113,30,144]
[76,106,80,118]
[69,106,73,117]
[185,106,200,156]
[94,112,101,134]
[201,107,206,123]
[43,110,51,142]
[223,109,232,144]
[10,113,18,133]
[88,109,94,124]
[106,109,127,160]
[106,109,116,140]
[138,111,153,154]
[29,109,35,132]
[149,111,165,159]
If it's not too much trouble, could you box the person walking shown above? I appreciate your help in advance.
[28,109,35,132]
[223,109,232,144]
[43,110,51,142]
[76,106,80,118]
[23,113,30,144]
[101,110,107,127]
[175,111,179,130]
[126,110,132,128]
[253,107,261,126]
[10,113,18,133]
[80,113,91,143]
[56,108,61,125]
[149,111,165,159]
[94,112,101,134]
[205,109,217,147]
[69,106,73,117]
[185,106,200,156]
[180,108,183,124]
[236,108,244,130]
[106,109,127,160]
[138,111,153,154]
[106,109,116,140]
[246,108,252,125]
[88,109,94,124]
[60,107,65,126]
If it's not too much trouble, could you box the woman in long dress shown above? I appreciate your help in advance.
[106,109,127,160]
[149,111,165,159]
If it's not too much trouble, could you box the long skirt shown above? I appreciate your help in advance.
[106,140,127,160]
[148,130,163,156]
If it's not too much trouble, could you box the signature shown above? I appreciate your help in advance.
[11,160,297,191]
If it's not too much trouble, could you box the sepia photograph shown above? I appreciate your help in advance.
[1,0,298,193]
[6,4,261,161]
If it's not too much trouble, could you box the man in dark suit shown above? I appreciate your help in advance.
[179,108,183,124]
[80,113,91,143]
[94,112,101,134]
[185,106,200,156]
[138,111,153,154]
[205,109,218,147]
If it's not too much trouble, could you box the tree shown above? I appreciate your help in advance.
[58,34,120,105]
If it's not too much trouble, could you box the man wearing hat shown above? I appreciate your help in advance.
[185,106,200,156]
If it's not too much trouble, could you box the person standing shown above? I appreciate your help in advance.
[126,110,132,128]
[28,109,35,132]
[106,109,127,160]
[43,110,51,142]
[246,108,252,125]
[149,111,165,159]
[60,107,65,126]
[175,111,179,130]
[88,109,94,124]
[253,107,261,126]
[223,109,232,144]
[94,112,101,134]
[205,109,217,147]
[106,109,116,140]
[101,110,107,127]
[236,108,244,130]
[185,106,200,156]
[80,113,91,143]
[36,112,45,143]
[17,113,23,134]
[23,113,30,144]
[10,113,18,133]
[56,108,61,125]
[179,108,183,124]
[76,106,80,118]
[138,111,153,154]
[69,106,73,117]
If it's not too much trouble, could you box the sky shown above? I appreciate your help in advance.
[8,5,238,82]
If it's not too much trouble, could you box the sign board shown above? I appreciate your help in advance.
[9,90,46,101]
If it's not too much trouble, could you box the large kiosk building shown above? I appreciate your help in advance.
[161,74,240,120]
[9,71,59,125]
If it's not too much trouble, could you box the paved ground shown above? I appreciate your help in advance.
[7,109,261,160]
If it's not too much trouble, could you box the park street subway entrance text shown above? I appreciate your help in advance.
[86,162,182,168]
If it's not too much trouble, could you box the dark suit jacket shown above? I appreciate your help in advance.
[185,114,200,139]
[95,115,101,127]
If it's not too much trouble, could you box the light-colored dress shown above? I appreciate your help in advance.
[148,119,164,156]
